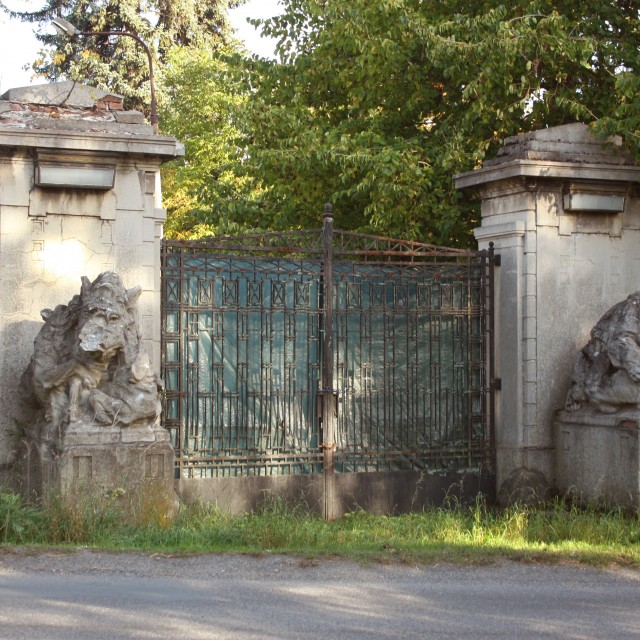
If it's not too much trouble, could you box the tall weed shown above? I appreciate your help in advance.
[0,490,42,544]
[43,489,126,545]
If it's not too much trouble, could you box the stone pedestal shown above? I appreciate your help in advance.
[555,411,640,508]
[18,423,175,517]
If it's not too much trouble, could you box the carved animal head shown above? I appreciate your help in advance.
[76,272,142,363]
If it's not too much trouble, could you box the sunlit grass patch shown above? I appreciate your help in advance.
[1,487,639,567]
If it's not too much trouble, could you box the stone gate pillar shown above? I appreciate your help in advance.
[455,123,640,499]
[0,81,183,484]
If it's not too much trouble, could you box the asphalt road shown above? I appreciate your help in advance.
[0,549,639,639]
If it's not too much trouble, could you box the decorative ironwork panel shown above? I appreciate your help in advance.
[162,249,323,477]
[331,256,489,472]
[162,225,493,478]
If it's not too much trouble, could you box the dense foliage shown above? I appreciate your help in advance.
[237,0,640,244]
[159,45,263,238]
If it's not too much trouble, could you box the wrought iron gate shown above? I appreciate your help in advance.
[161,207,495,488]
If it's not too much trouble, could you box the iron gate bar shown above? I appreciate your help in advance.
[161,210,494,484]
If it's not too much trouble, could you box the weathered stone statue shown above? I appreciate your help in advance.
[565,291,640,414]
[21,272,162,440]
[17,273,173,506]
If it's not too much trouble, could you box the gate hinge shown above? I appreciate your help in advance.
[492,253,501,267]
[494,378,502,391]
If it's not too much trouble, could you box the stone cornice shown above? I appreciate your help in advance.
[454,159,640,191]
[0,127,184,160]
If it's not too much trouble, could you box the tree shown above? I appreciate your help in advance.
[159,44,265,238]
[0,0,244,113]
[234,0,639,245]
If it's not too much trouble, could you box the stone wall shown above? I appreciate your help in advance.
[0,81,182,474]
[455,123,640,498]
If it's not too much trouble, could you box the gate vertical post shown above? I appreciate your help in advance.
[321,204,337,519]
[487,243,498,474]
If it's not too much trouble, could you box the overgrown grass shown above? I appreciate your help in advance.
[1,488,639,566]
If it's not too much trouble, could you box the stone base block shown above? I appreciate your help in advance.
[555,411,640,509]
[176,468,496,517]
[17,423,175,520]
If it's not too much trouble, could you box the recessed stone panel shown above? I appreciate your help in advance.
[29,188,117,220]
